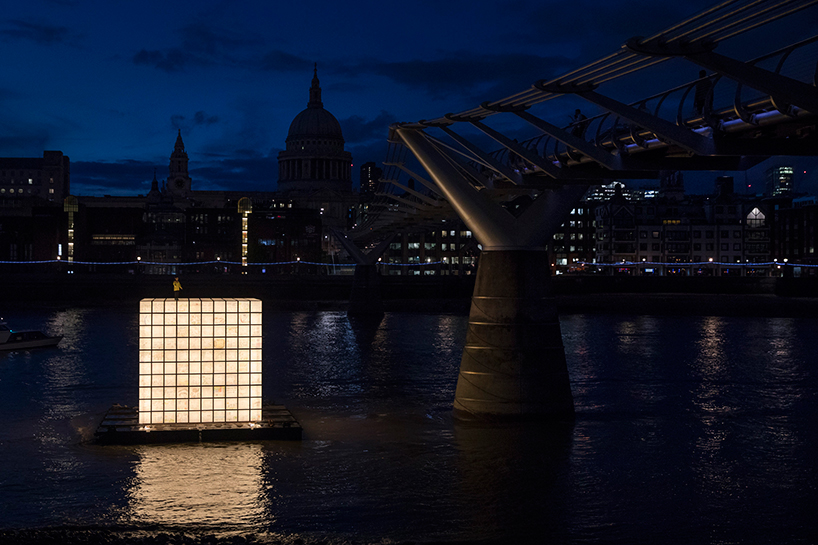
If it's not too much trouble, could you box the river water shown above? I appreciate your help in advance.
[1,304,816,544]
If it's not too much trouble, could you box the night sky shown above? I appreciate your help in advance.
[2,0,816,197]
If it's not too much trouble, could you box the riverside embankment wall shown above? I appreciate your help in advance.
[3,273,817,316]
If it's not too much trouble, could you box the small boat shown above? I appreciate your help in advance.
[0,320,62,350]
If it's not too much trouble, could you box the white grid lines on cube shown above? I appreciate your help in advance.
[138,298,262,425]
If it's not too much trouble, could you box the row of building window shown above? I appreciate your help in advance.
[0,188,55,194]
[600,242,752,252]
[0,176,55,183]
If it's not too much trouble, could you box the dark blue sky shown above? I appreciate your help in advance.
[2,0,816,196]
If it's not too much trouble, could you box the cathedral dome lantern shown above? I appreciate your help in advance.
[286,66,344,143]
[278,65,353,193]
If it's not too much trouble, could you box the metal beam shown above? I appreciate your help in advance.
[514,184,591,246]
[396,126,519,249]
[631,155,766,171]
[381,162,441,194]
[397,126,595,250]
[479,103,625,170]
[536,81,716,155]
[466,118,570,179]
[378,193,436,212]
[626,37,818,114]
[438,125,521,184]
[382,178,443,206]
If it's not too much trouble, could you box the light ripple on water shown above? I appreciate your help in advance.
[0,307,816,544]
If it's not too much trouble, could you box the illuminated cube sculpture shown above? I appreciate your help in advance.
[138,298,262,425]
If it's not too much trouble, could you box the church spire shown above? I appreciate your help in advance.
[308,62,323,108]
[168,130,191,195]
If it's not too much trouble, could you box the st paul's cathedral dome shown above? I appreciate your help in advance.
[277,66,352,193]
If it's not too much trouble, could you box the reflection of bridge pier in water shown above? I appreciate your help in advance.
[332,230,395,318]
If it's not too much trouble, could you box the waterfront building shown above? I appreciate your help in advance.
[593,176,774,276]
[383,226,478,276]
[548,202,597,274]
[0,151,70,202]
[772,195,818,275]
[766,165,794,197]
[359,162,382,195]
[55,68,360,272]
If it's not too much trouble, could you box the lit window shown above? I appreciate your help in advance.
[746,207,765,228]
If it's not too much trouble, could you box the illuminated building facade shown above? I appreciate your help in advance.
[359,162,382,195]
[593,176,774,276]
[138,298,263,425]
[766,165,794,197]
[0,151,70,202]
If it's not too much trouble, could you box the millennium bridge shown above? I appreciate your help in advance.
[335,0,818,420]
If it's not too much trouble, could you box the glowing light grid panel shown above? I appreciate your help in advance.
[138,298,262,425]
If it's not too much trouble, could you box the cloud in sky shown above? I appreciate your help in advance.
[70,159,157,196]
[171,111,221,132]
[133,49,190,73]
[259,50,314,73]
[0,19,76,45]
[133,22,261,72]
[334,52,572,103]
[3,0,818,198]
[339,111,396,145]
[0,127,51,157]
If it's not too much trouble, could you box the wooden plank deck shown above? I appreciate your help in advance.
[94,404,302,444]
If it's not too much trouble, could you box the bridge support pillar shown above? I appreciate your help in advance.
[330,229,395,319]
[395,126,587,421]
[455,250,573,420]
[348,264,384,317]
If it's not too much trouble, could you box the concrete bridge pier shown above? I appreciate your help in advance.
[332,229,394,318]
[348,263,384,316]
[455,249,572,419]
[396,126,587,420]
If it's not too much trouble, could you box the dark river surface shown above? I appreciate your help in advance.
[1,303,817,544]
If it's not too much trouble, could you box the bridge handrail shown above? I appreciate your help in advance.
[351,1,818,241]
[481,35,818,174]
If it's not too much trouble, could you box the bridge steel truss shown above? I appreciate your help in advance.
[360,0,818,420]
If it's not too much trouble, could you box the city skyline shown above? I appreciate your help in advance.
[2,0,817,198]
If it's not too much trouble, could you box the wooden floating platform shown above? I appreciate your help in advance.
[94,404,302,445]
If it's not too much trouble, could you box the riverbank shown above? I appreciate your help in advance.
[3,273,817,317]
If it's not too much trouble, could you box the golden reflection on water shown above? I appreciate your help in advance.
[692,317,730,417]
[690,317,739,499]
[614,316,660,359]
[126,443,267,529]
[694,317,726,377]
[432,315,461,352]
[765,318,795,371]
